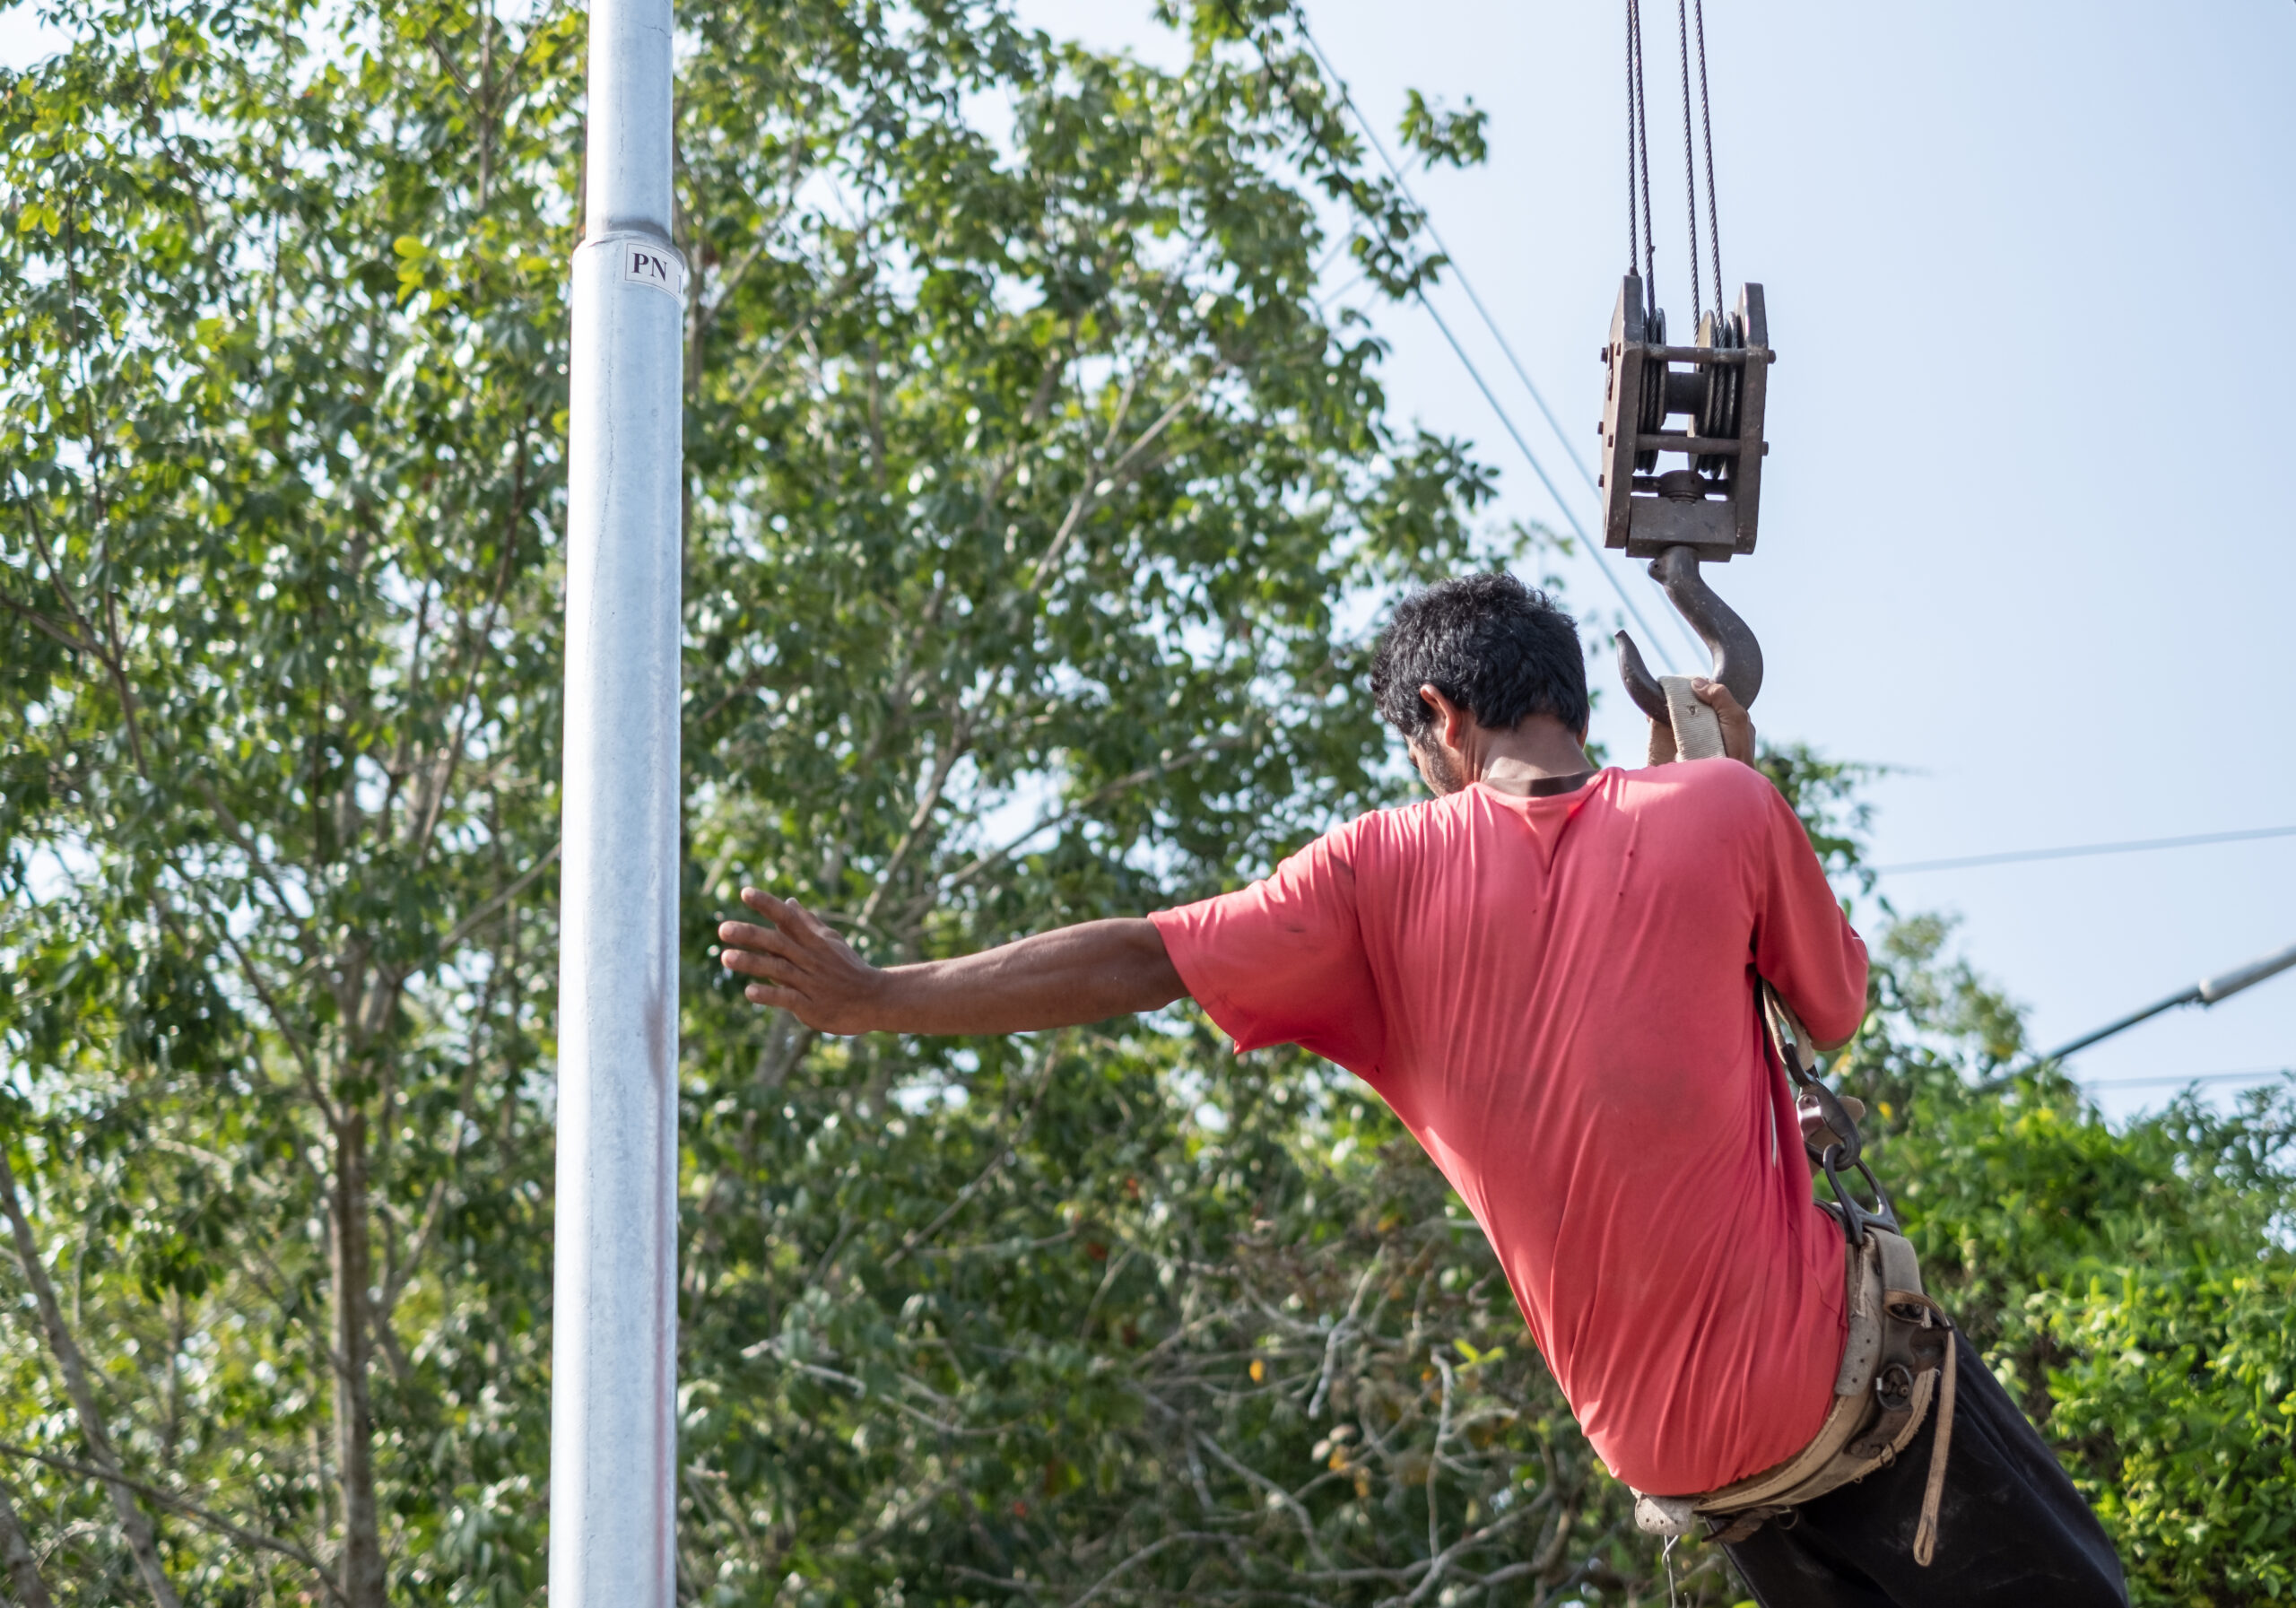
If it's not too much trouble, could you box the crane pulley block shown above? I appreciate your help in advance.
[1597,274,1774,561]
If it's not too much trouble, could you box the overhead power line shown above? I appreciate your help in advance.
[1287,5,1705,672]
[1405,290,1684,666]
[2073,1069,2292,1091]
[1873,823,2296,876]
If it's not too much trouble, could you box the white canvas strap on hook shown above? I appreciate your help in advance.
[1660,674,1726,760]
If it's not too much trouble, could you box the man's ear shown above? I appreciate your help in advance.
[1417,683,1466,748]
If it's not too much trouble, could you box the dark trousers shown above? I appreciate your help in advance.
[1725,1339,2127,1608]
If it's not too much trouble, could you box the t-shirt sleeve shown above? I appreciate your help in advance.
[1147,824,1387,1076]
[1749,782,1870,1047]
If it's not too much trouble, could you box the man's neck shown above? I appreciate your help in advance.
[1462,715,1594,798]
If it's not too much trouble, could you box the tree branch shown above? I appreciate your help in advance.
[0,1441,342,1604]
[436,840,561,954]
[930,736,1248,903]
[0,1474,55,1608]
[1060,1531,1233,1608]
[1024,364,1222,592]
[881,1066,1052,1272]
[0,1148,182,1608]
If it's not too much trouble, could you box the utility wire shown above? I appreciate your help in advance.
[1872,823,2296,876]
[1407,291,1679,646]
[1274,8,2282,1102]
[1288,5,1703,671]
[2073,1069,2292,1090]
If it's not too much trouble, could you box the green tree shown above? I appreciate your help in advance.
[0,0,1529,1598]
[1840,917,2296,1608]
[2,0,583,1597]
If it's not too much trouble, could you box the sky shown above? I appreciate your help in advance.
[6,0,2292,1118]
[998,0,2296,1121]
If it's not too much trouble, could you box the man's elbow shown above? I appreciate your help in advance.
[1807,979,1870,1054]
[1119,919,1190,1014]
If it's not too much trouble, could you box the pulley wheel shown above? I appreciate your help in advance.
[1634,306,1668,474]
[1695,309,1742,480]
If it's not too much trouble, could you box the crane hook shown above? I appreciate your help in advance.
[1613,543,1764,725]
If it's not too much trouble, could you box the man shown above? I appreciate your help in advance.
[718,573,2125,1607]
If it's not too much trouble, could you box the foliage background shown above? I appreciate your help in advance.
[1,0,2290,1605]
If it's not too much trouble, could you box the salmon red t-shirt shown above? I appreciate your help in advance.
[1147,758,1869,1495]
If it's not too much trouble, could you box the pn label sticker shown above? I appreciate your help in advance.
[621,244,685,301]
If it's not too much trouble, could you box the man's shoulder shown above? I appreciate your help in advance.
[1617,756,1772,799]
[1306,792,1474,864]
[1613,758,1781,830]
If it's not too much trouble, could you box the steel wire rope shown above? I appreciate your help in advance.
[1692,0,1723,314]
[1624,2,1640,286]
[1675,0,1701,323]
[1286,4,1701,670]
[1627,0,1658,312]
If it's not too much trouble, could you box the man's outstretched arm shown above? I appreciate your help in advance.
[718,889,1187,1036]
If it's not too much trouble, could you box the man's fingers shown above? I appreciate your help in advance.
[1688,676,1745,719]
[743,981,808,1013]
[1646,716,1678,768]
[739,885,796,921]
[1689,677,1758,765]
[735,889,850,949]
[726,887,872,1031]
[721,946,802,983]
[717,917,804,958]
[782,897,841,944]
[722,939,831,1023]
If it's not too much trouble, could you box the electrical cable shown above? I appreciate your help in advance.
[2073,1069,2292,1090]
[1408,285,1686,669]
[1300,42,1600,499]
[1288,4,1703,669]
[1871,823,2296,876]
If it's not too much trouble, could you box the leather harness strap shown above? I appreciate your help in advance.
[1630,980,1959,1560]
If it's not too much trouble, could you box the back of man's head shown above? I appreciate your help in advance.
[1370,573,1589,740]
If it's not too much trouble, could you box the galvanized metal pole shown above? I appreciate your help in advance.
[551,0,684,1594]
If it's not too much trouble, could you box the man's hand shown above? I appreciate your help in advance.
[1644,677,1757,768]
[718,890,1187,1036]
[718,889,888,1034]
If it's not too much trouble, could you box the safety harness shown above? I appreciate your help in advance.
[1630,985,1958,1564]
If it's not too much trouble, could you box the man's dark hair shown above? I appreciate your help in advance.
[1369,573,1589,741]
